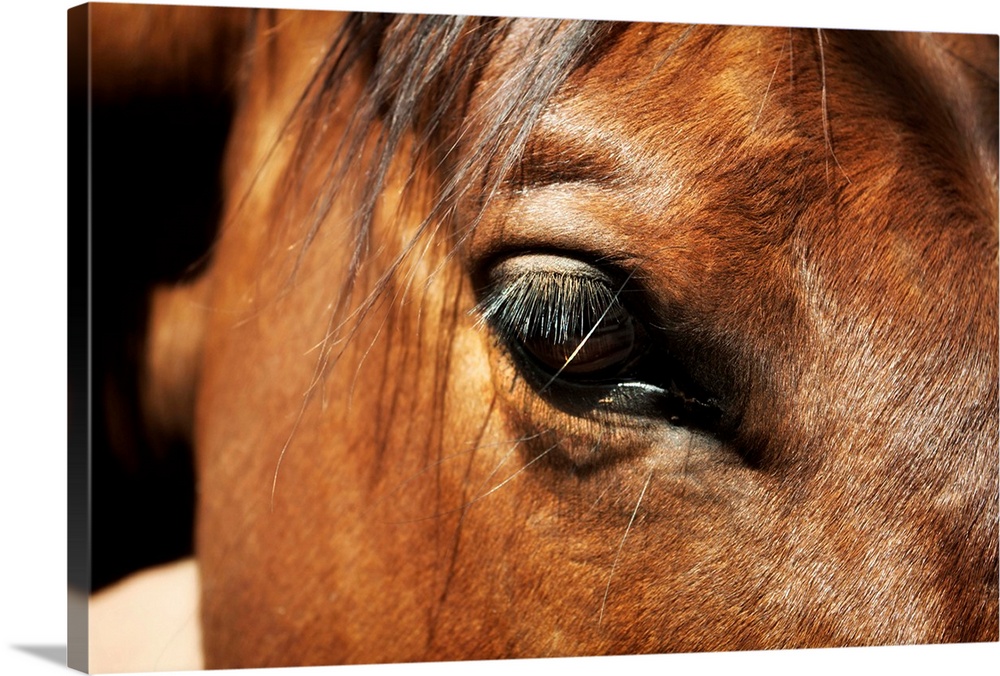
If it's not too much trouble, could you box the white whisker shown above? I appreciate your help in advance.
[817,28,852,185]
[598,469,653,626]
[382,433,552,525]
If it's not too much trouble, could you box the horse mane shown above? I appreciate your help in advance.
[274,13,626,307]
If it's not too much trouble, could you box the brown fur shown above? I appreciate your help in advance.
[94,5,998,667]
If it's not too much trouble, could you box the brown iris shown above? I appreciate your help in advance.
[521,304,636,376]
[476,254,640,381]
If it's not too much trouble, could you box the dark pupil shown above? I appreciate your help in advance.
[522,306,636,376]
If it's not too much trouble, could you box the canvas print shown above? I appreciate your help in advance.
[69,2,999,672]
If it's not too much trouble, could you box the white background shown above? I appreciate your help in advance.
[2,1,997,675]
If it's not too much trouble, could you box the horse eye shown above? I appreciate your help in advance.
[520,304,637,377]
[476,255,728,429]
[474,254,642,382]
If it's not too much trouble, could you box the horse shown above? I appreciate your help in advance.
[82,2,998,670]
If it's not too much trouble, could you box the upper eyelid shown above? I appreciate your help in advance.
[474,265,629,342]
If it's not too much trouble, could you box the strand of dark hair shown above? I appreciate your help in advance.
[272,13,627,372]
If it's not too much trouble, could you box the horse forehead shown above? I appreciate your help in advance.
[488,27,815,287]
[542,26,792,159]
[518,27,993,262]
[522,27,812,231]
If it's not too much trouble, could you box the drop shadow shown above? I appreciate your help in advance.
[11,644,67,667]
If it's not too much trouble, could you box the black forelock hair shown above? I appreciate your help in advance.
[276,12,626,292]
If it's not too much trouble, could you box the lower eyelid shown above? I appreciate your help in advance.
[618,381,667,395]
[502,347,666,420]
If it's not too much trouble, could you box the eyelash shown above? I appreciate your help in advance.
[476,271,615,342]
[474,266,641,380]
